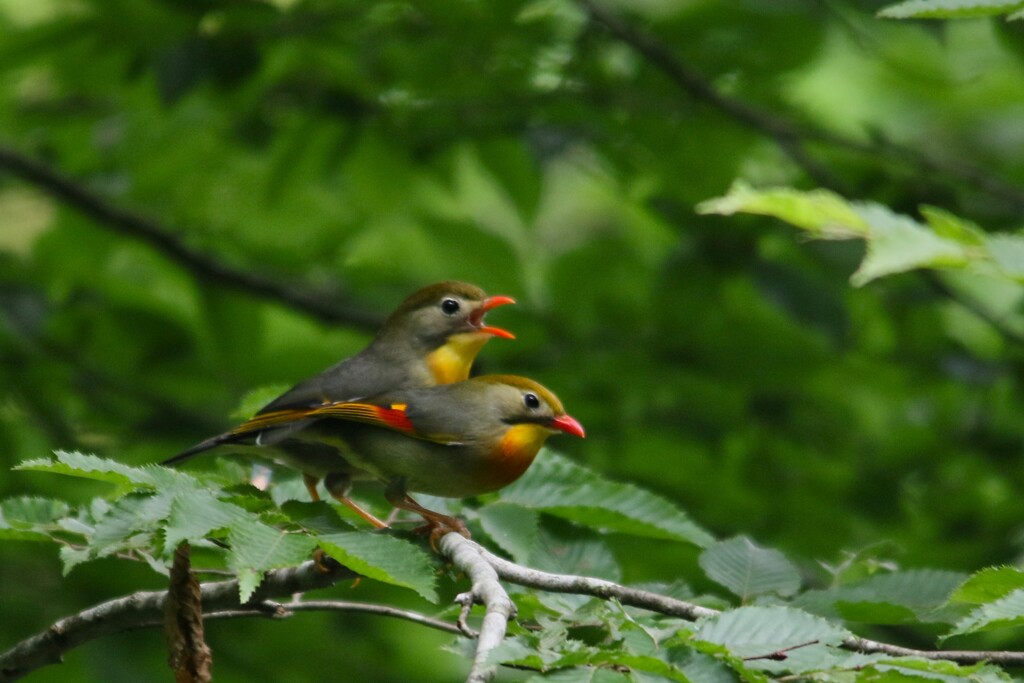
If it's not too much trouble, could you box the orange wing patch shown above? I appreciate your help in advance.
[230,408,314,436]
[309,401,416,434]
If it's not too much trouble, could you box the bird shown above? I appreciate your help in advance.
[165,281,516,525]
[200,375,585,535]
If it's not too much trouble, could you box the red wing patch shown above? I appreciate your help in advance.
[308,401,416,434]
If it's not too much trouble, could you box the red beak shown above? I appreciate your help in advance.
[470,295,516,339]
[550,414,585,438]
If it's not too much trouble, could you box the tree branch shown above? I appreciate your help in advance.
[0,559,357,682]
[439,533,516,683]
[578,0,1024,213]
[438,534,1024,669]
[6,540,1024,683]
[0,144,383,331]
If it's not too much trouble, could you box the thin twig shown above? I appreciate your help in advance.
[0,144,383,331]
[152,599,465,635]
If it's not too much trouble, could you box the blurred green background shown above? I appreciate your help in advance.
[3,0,1024,680]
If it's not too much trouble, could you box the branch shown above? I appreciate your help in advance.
[578,0,1024,213]
[438,534,1024,669]
[204,599,463,635]
[0,560,357,682]
[474,539,717,620]
[439,533,516,683]
[7,542,1024,683]
[0,144,383,331]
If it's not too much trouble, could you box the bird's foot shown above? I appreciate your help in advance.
[412,516,470,551]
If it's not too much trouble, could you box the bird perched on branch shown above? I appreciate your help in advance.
[166,281,515,524]
[194,375,585,535]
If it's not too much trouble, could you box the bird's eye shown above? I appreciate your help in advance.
[523,393,540,410]
[440,298,460,315]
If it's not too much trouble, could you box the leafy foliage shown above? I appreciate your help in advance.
[5,0,1024,680]
[878,0,1024,19]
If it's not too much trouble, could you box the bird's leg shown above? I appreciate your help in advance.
[302,473,322,502]
[383,483,470,543]
[325,472,389,529]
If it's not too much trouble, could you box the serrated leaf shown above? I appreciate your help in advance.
[864,658,1014,683]
[478,502,540,563]
[227,518,318,601]
[236,568,263,604]
[164,489,251,550]
[950,566,1024,604]
[59,545,91,576]
[91,492,172,556]
[699,537,801,601]
[16,451,158,488]
[315,532,437,602]
[945,588,1024,638]
[878,0,1024,19]
[500,451,713,547]
[693,606,850,674]
[796,569,967,624]
[0,497,70,539]
[530,523,621,582]
[280,500,356,535]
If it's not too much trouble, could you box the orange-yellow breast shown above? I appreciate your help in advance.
[426,332,491,384]
[474,423,549,492]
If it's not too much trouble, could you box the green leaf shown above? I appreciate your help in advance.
[164,489,251,550]
[500,451,714,547]
[0,496,69,537]
[862,658,1014,683]
[16,451,160,488]
[920,206,986,246]
[477,502,540,563]
[227,518,319,601]
[90,492,172,556]
[851,204,970,286]
[530,522,621,582]
[986,233,1024,279]
[945,588,1024,638]
[878,0,1024,19]
[315,532,438,602]
[236,568,263,605]
[699,536,801,600]
[696,181,868,237]
[950,566,1024,604]
[59,545,92,576]
[795,569,967,624]
[693,606,850,673]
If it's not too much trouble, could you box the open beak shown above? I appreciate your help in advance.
[469,295,516,339]
[550,414,586,438]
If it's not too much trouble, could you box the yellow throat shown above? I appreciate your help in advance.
[426,332,491,384]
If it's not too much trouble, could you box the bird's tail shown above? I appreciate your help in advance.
[162,431,241,467]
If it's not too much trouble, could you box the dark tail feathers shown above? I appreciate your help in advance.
[162,431,241,467]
